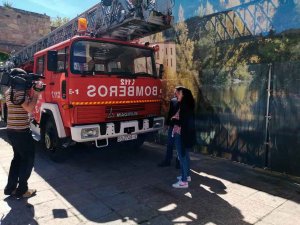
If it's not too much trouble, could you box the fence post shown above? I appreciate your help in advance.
[264,63,273,168]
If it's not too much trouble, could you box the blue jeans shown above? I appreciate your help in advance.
[174,133,190,182]
[164,126,175,163]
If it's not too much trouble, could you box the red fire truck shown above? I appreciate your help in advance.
[3,0,174,159]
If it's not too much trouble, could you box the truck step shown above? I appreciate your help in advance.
[32,132,41,142]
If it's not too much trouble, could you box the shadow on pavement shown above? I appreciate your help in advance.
[29,141,252,224]
[190,153,300,204]
[1,196,38,225]
[1,127,299,224]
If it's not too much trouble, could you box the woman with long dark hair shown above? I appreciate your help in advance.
[171,87,196,188]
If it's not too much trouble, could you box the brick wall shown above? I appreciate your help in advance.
[0,6,50,53]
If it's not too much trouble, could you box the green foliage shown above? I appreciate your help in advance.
[173,5,200,101]
[148,32,165,43]
[193,31,300,85]
[213,68,229,84]
[290,42,300,60]
[193,31,217,71]
[0,52,9,62]
[161,66,181,116]
[187,9,300,85]
[51,16,70,28]
[2,1,13,8]
[201,68,230,85]
[233,64,251,81]
[175,5,194,74]
[256,37,291,63]
[160,4,201,112]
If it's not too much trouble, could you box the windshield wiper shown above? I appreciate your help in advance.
[80,71,94,77]
[104,71,137,78]
[133,72,153,77]
[107,71,133,75]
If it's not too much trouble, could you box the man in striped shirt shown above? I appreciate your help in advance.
[4,68,43,199]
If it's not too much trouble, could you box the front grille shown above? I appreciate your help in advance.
[73,103,158,124]
[74,106,105,124]
[105,103,145,113]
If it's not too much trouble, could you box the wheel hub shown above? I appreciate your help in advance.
[45,133,52,150]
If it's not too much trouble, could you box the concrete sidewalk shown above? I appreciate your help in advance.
[0,131,300,225]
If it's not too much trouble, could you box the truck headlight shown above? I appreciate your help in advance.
[154,118,164,128]
[81,127,99,139]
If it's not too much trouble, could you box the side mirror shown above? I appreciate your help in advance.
[159,64,164,79]
[47,50,58,72]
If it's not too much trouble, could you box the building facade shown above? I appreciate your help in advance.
[154,41,177,75]
[0,6,50,54]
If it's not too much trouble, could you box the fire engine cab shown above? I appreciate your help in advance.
[33,36,164,150]
[3,0,174,159]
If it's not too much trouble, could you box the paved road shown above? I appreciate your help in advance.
[0,129,300,225]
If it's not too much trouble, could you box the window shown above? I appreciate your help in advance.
[65,47,69,69]
[165,48,168,55]
[171,47,173,55]
[57,47,68,72]
[36,56,44,75]
[171,58,173,67]
[72,40,156,77]
[167,59,168,67]
[107,61,122,72]
[134,57,152,74]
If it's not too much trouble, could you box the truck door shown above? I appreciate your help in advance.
[33,55,45,122]
[49,47,68,103]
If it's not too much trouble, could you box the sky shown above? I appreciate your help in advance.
[3,0,300,32]
[1,0,101,18]
[3,0,223,21]
[2,0,247,20]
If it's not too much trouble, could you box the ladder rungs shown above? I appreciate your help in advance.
[10,0,173,68]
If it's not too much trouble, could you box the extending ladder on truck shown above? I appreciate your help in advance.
[10,0,174,68]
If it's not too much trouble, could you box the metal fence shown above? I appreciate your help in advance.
[192,62,300,176]
[156,61,300,176]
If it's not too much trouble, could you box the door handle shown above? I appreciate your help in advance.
[49,82,55,85]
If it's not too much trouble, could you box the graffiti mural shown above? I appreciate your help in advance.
[151,0,300,176]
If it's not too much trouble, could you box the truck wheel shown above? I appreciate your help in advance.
[43,117,67,162]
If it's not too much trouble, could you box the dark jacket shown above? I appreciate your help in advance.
[172,107,196,149]
[166,97,179,126]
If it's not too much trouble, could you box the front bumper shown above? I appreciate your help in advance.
[70,117,164,143]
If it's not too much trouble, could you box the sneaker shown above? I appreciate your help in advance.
[177,176,192,182]
[172,180,188,188]
[15,189,37,199]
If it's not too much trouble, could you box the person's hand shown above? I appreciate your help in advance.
[33,81,46,92]
[34,81,44,89]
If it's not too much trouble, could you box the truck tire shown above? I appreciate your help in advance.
[43,116,67,162]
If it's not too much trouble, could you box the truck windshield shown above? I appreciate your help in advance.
[71,40,156,77]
